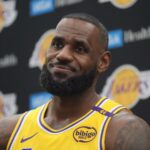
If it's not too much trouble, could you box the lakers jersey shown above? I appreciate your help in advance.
[7,97,125,150]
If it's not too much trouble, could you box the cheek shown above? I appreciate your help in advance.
[75,55,97,72]
[45,50,58,63]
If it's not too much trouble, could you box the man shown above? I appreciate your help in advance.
[0,13,150,150]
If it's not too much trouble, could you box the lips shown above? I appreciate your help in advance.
[53,64,74,73]
[47,62,76,74]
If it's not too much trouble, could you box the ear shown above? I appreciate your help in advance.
[97,51,111,73]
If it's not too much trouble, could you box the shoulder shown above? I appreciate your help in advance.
[0,114,21,149]
[106,109,150,150]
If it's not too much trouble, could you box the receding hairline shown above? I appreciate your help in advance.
[61,13,108,50]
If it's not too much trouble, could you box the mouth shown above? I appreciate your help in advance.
[53,65,74,73]
[47,62,76,74]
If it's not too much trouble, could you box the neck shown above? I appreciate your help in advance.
[47,87,100,120]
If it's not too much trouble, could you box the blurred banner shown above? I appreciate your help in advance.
[0,0,150,124]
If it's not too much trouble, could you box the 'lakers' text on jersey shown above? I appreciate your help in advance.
[7,97,125,150]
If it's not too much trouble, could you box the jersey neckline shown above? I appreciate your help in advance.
[38,96,108,133]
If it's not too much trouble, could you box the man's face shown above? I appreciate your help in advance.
[40,18,103,96]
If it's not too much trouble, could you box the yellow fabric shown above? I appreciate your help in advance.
[7,97,125,150]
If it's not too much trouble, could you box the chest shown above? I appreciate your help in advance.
[9,112,107,150]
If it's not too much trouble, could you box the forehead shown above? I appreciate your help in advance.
[55,18,100,43]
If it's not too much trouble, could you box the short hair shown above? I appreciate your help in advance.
[62,13,108,50]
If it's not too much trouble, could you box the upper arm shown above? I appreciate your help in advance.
[0,115,20,149]
[106,110,150,150]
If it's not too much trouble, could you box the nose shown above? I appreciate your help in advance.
[56,45,73,62]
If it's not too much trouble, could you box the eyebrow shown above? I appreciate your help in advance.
[74,38,92,50]
[52,36,64,42]
[52,35,92,50]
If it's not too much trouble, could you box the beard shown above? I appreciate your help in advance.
[39,64,97,96]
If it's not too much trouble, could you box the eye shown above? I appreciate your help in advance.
[75,45,88,54]
[51,40,63,50]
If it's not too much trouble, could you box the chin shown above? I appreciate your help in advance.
[39,64,97,97]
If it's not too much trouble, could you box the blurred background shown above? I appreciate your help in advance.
[0,0,150,124]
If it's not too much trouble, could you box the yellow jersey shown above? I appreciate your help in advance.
[7,97,125,150]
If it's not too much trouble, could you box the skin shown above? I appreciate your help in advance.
[0,18,150,150]
[0,115,20,150]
